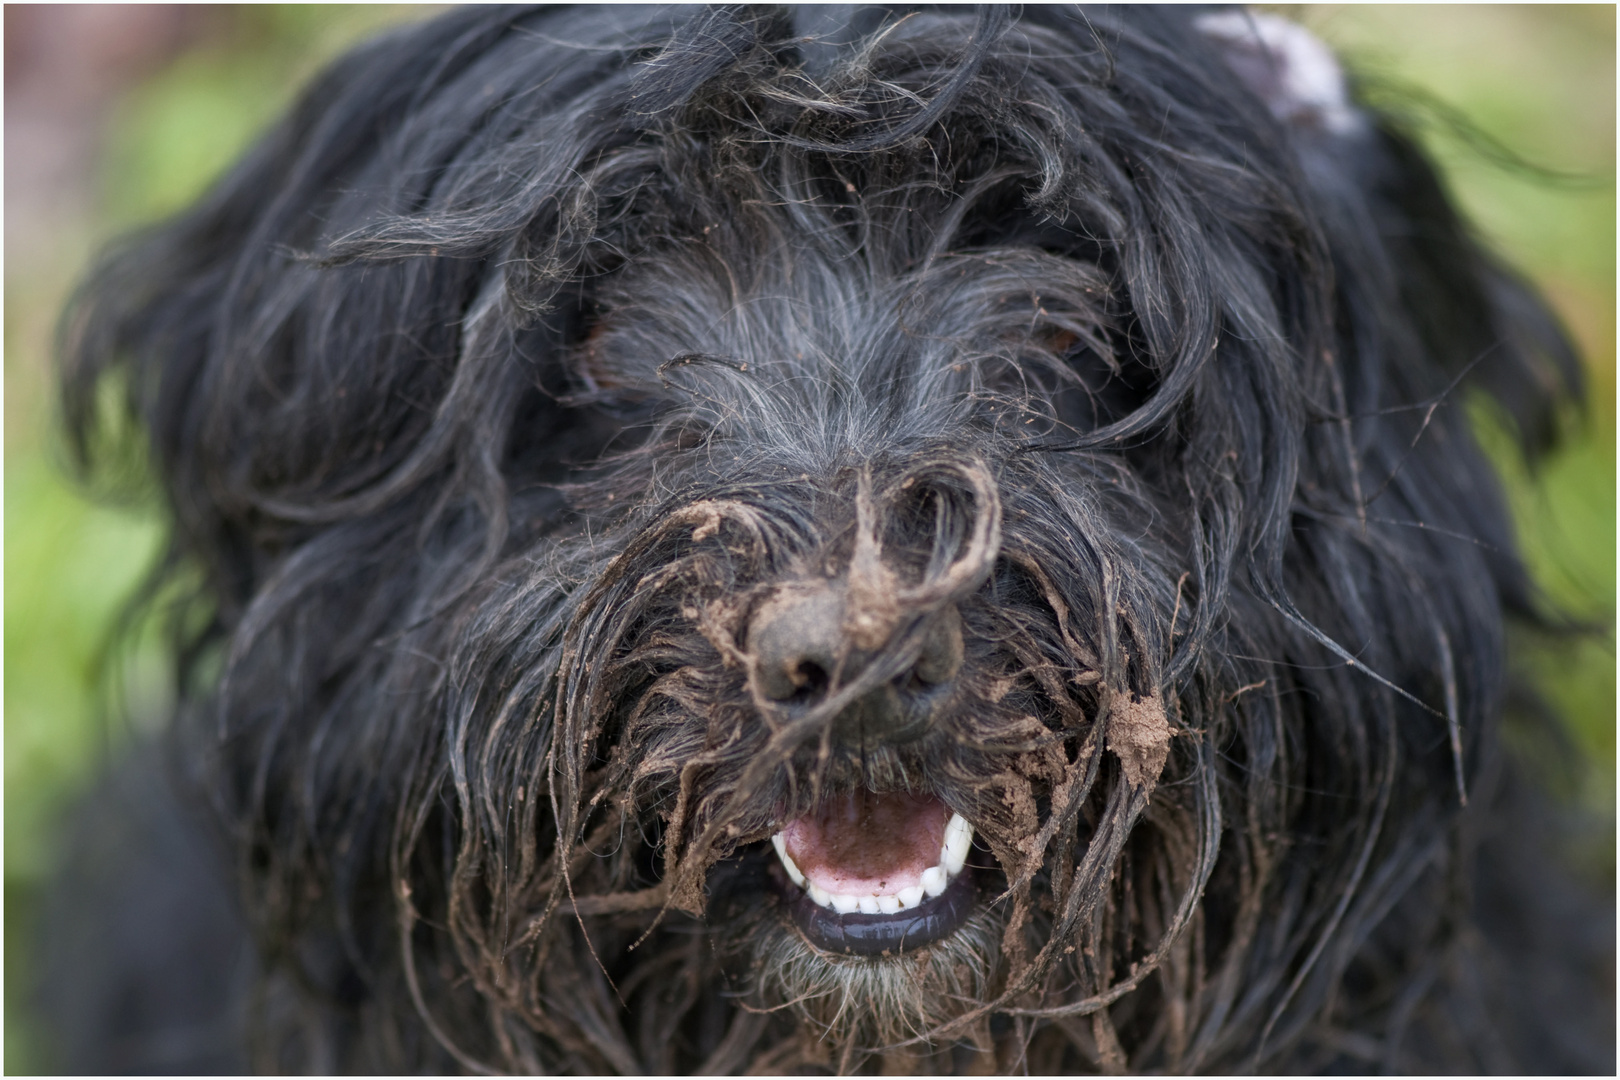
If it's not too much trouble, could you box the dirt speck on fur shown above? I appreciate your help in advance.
[1109,689,1171,792]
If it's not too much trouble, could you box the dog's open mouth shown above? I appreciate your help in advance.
[770,790,976,956]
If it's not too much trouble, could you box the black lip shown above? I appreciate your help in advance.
[786,867,976,956]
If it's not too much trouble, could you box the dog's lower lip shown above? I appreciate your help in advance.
[786,866,977,956]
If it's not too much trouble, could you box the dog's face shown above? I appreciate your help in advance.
[553,102,1184,1055]
[63,6,1574,1074]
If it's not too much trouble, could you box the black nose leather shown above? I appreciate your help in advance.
[747,583,963,713]
[749,584,847,701]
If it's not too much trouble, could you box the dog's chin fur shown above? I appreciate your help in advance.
[751,910,1003,1061]
[44,4,1612,1076]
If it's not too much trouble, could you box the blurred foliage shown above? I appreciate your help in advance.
[4,5,1613,1073]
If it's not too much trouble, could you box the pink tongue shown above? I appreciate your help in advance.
[781,791,949,897]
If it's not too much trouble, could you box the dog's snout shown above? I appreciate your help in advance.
[747,583,963,710]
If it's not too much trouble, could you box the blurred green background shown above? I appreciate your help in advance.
[3,5,1612,1072]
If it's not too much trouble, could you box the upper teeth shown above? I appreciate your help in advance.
[772,811,974,914]
[771,833,802,885]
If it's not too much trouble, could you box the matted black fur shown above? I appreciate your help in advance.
[47,5,1611,1074]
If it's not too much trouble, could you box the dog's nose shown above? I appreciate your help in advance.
[750,585,847,701]
[748,583,963,708]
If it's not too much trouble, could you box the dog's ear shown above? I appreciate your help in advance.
[1194,11,1361,137]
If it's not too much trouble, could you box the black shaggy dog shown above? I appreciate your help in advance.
[47,5,1612,1074]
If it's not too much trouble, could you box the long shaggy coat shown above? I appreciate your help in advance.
[51,5,1609,1074]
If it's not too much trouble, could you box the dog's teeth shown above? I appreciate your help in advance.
[778,814,971,916]
[771,833,806,886]
[942,813,972,876]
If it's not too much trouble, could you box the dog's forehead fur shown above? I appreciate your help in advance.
[553,11,1332,505]
[53,4,1603,1076]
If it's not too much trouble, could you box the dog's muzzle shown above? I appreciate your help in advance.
[747,581,979,954]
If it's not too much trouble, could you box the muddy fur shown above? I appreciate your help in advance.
[52,5,1609,1074]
